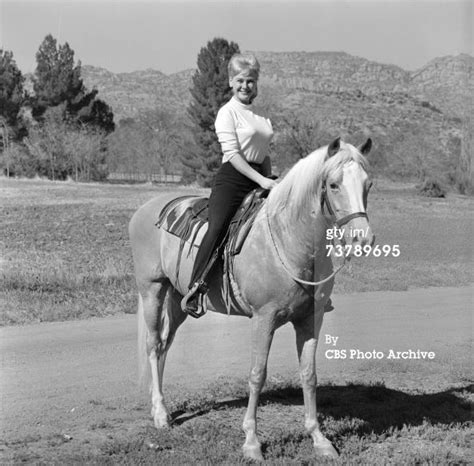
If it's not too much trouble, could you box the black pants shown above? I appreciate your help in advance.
[188,162,262,288]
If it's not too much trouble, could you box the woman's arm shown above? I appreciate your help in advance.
[229,154,277,190]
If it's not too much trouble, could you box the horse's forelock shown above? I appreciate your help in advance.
[321,144,369,181]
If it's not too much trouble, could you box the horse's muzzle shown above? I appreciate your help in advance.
[342,222,375,254]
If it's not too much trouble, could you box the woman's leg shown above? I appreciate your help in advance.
[188,182,245,288]
[183,163,260,314]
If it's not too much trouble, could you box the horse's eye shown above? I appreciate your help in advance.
[329,183,338,190]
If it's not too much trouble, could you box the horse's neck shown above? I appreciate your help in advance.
[268,204,329,269]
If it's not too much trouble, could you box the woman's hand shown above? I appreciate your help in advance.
[259,177,278,190]
[229,155,278,189]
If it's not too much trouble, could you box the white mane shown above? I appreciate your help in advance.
[267,141,369,219]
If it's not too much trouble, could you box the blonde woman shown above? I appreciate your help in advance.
[182,53,277,316]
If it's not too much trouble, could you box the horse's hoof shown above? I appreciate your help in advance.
[242,444,264,462]
[315,442,339,458]
[154,413,171,429]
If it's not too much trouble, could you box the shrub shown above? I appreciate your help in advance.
[1,142,38,177]
[417,177,447,198]
[3,110,109,181]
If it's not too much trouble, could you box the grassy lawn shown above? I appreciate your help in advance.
[6,376,472,464]
[1,177,472,326]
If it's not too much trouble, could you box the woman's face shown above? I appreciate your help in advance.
[229,69,258,104]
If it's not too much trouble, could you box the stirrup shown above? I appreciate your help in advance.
[181,283,208,319]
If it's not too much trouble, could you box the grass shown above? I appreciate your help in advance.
[4,376,472,464]
[1,177,472,325]
[0,178,199,325]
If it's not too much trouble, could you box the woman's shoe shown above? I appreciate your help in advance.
[324,298,334,312]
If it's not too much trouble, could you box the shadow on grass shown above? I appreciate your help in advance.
[171,382,473,436]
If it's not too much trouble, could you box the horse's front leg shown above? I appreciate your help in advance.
[293,310,338,458]
[242,313,275,461]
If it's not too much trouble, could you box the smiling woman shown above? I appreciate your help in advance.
[181,52,277,316]
[228,54,259,105]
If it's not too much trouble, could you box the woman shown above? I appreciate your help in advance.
[181,53,278,316]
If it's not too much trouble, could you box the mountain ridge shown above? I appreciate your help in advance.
[81,51,472,122]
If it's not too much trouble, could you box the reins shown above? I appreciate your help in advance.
[265,180,368,288]
[265,203,346,287]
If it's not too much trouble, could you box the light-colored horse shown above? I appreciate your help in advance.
[129,137,374,460]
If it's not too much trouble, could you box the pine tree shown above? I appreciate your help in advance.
[33,35,81,112]
[74,90,115,134]
[0,49,26,144]
[185,38,240,186]
[32,34,114,133]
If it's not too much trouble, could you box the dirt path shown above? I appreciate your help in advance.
[1,286,472,459]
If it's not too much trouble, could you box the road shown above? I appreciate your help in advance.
[1,286,472,454]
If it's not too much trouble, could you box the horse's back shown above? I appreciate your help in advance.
[129,193,197,285]
[129,194,172,250]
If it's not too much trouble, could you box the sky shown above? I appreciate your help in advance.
[1,0,472,75]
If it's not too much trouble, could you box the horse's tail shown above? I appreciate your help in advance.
[137,292,151,390]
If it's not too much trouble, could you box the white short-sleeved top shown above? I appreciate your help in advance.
[214,97,273,164]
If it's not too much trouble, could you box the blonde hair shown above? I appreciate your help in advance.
[228,53,260,80]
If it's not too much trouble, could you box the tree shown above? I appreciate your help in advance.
[0,49,26,145]
[33,35,82,113]
[19,106,108,181]
[75,92,115,134]
[273,113,333,171]
[455,110,473,194]
[184,37,240,186]
[32,34,114,134]
[107,109,181,178]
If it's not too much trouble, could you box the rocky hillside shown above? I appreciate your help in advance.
[81,66,193,120]
[257,51,412,94]
[258,52,472,118]
[82,51,472,122]
[409,54,473,118]
[81,51,471,184]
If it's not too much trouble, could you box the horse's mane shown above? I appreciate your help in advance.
[267,141,369,218]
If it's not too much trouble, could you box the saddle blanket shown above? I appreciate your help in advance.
[156,195,209,250]
[156,189,268,255]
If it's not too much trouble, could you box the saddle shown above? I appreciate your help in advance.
[156,188,270,313]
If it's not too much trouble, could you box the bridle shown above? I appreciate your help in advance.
[320,180,368,228]
[265,178,369,287]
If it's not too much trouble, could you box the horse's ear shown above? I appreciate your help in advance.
[358,138,372,155]
[327,137,341,158]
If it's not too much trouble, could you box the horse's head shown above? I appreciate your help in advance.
[321,137,375,251]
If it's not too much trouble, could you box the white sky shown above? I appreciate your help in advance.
[1,0,472,74]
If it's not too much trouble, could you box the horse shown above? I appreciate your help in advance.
[129,137,374,461]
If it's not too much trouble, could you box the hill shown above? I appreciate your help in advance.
[410,53,473,118]
[81,66,192,121]
[80,51,471,187]
[81,51,472,122]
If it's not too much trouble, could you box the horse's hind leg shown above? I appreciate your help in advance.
[293,312,338,458]
[138,279,187,428]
